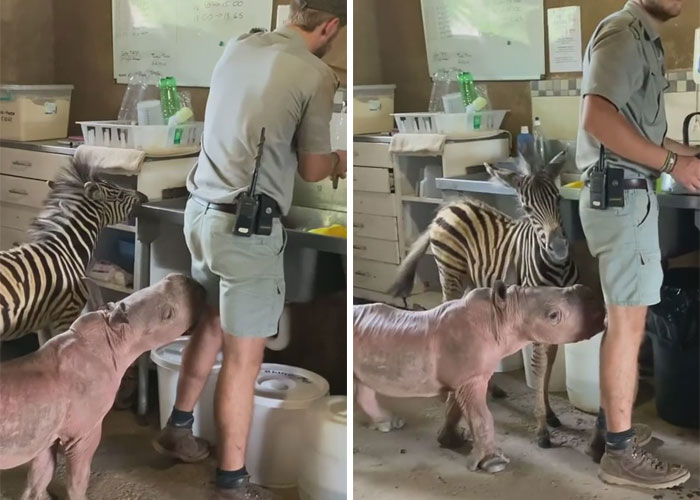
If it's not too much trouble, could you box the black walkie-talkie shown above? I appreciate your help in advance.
[234,128,266,237]
[589,144,607,210]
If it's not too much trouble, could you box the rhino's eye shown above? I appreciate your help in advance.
[548,310,562,324]
[161,307,174,321]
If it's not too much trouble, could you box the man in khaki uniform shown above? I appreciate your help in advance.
[577,0,700,490]
[152,2,346,499]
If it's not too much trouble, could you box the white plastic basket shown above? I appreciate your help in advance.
[393,113,440,133]
[78,120,203,155]
[436,110,509,134]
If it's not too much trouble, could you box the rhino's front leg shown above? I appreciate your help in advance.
[355,381,405,432]
[20,444,58,500]
[455,379,510,474]
[64,426,101,500]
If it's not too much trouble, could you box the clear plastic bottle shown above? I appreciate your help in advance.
[517,126,535,163]
[532,116,547,167]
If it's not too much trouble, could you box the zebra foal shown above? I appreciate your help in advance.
[390,152,580,449]
[0,160,146,343]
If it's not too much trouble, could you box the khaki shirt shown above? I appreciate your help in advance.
[576,1,668,177]
[187,27,339,214]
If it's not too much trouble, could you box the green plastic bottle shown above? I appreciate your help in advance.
[159,77,181,122]
[458,72,478,107]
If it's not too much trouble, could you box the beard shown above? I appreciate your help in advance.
[642,0,682,21]
[313,42,332,58]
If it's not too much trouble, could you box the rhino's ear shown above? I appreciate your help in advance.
[490,280,508,311]
[108,302,130,329]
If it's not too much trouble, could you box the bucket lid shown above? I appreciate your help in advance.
[151,338,329,410]
[0,84,74,92]
[309,396,347,427]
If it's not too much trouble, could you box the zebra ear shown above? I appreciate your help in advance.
[84,181,105,201]
[485,163,523,189]
[544,150,567,180]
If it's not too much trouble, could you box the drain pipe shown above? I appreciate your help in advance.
[266,304,291,351]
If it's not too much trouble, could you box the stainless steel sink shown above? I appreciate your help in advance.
[282,205,347,303]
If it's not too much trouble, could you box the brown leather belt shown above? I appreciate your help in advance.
[191,195,282,217]
[585,178,649,190]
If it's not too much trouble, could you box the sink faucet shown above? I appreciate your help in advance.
[683,112,700,146]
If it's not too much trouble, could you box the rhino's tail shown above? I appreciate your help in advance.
[388,229,431,298]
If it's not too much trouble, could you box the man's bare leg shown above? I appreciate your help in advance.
[598,305,690,489]
[600,305,646,433]
[153,305,222,462]
[175,305,224,411]
[215,333,265,471]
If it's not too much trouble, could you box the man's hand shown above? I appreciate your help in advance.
[333,150,347,179]
[671,155,700,192]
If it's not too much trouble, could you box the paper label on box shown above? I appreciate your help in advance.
[44,101,57,114]
[368,99,382,111]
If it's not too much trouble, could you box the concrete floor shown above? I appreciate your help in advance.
[0,410,298,500]
[354,372,700,500]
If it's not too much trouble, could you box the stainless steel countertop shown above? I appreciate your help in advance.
[354,131,510,144]
[138,198,347,255]
[0,139,199,160]
[436,177,700,210]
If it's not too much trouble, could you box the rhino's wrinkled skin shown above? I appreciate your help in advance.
[353,281,605,473]
[0,274,206,500]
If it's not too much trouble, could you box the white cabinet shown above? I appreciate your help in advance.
[352,133,510,310]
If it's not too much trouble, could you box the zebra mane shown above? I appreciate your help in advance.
[28,160,100,240]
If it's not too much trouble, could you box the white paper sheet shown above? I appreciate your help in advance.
[547,6,582,73]
[276,5,290,29]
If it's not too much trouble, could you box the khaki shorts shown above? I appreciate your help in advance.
[579,185,662,307]
[183,198,287,337]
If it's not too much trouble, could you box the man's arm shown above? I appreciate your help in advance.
[583,96,700,191]
[664,137,700,157]
[298,151,347,182]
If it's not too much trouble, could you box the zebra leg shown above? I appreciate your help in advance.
[437,391,469,449]
[20,444,57,500]
[543,344,561,428]
[64,426,101,500]
[437,268,466,303]
[532,342,553,448]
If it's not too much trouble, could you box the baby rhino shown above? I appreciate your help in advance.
[354,281,605,473]
[0,273,206,500]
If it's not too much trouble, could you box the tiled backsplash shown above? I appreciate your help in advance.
[530,69,696,97]
[529,69,699,143]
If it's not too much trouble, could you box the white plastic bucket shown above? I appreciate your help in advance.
[565,332,604,413]
[298,396,347,500]
[522,344,567,392]
[151,337,330,488]
[494,350,524,373]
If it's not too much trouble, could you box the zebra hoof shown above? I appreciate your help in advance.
[537,435,552,449]
[547,414,562,428]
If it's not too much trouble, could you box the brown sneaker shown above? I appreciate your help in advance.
[152,425,211,462]
[211,478,282,500]
[587,423,653,464]
[599,443,690,489]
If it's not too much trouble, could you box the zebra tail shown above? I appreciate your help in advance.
[388,230,431,298]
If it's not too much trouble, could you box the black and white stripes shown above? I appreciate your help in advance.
[0,161,145,342]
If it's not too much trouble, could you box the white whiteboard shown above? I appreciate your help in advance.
[420,0,545,80]
[112,0,274,87]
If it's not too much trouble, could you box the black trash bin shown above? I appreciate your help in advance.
[646,268,699,428]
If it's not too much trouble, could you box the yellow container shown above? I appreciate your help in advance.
[0,85,74,141]
[353,85,396,135]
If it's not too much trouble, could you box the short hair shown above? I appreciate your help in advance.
[288,0,337,32]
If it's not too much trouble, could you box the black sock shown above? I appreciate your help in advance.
[606,428,636,450]
[596,408,606,430]
[216,467,248,489]
[168,407,194,428]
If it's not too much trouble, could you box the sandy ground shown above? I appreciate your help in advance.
[0,410,298,500]
[354,372,700,500]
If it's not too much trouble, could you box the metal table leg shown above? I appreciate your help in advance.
[134,217,156,417]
